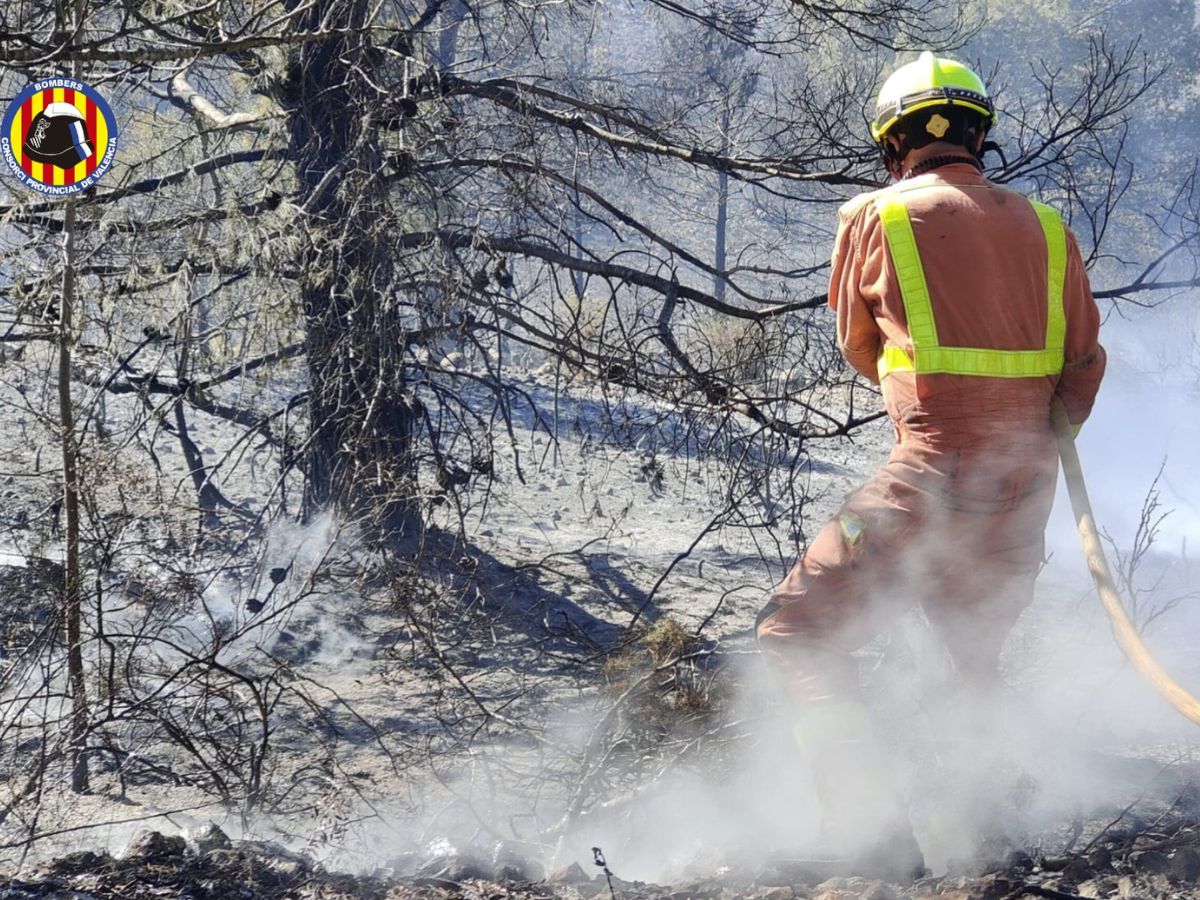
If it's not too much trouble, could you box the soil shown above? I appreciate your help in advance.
[1,360,1198,898]
[3,811,1200,898]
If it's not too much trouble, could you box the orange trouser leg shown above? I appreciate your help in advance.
[758,440,1055,691]
[756,460,924,841]
[918,471,1055,690]
[755,441,1056,844]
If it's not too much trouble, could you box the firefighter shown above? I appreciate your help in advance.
[756,52,1105,880]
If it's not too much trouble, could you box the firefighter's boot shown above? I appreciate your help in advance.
[795,700,927,883]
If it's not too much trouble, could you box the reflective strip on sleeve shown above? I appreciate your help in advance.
[876,344,915,380]
[874,192,1067,380]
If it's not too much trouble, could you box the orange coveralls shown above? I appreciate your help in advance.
[757,162,1106,701]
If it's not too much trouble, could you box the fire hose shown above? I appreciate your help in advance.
[1051,397,1200,727]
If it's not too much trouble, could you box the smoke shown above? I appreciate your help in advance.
[37,204,1200,898]
[536,295,1200,884]
[1055,311,1200,556]
[196,270,1199,892]
[302,296,1200,888]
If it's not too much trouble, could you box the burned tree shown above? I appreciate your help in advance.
[0,0,1197,858]
[3,0,1188,545]
[282,0,423,540]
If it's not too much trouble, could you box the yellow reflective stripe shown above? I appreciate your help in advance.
[873,193,1067,380]
[875,197,939,348]
[914,345,1062,376]
[876,344,915,380]
[1030,199,1067,371]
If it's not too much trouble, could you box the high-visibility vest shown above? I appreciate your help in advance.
[874,191,1067,381]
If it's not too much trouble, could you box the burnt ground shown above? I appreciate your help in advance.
[0,370,1196,900]
[2,808,1199,900]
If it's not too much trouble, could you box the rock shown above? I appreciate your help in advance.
[548,862,591,884]
[816,878,854,892]
[1115,875,1135,899]
[417,849,492,882]
[490,839,543,881]
[1077,877,1117,898]
[1087,847,1113,871]
[859,880,898,900]
[754,863,793,888]
[974,874,1019,900]
[183,823,231,854]
[598,875,653,897]
[1006,850,1035,871]
[1148,874,1172,893]
[246,840,311,868]
[746,888,794,900]
[496,860,543,882]
[202,848,244,869]
[814,876,868,898]
[1169,846,1200,882]
[219,840,313,886]
[122,830,187,860]
[1129,850,1171,876]
[943,858,972,877]
[947,854,1012,879]
[573,879,612,899]
[40,850,112,876]
[267,856,307,880]
[935,875,972,895]
[1062,858,1095,884]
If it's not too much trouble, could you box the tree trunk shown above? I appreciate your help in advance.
[58,198,89,794]
[573,202,587,301]
[714,168,728,304]
[54,0,91,795]
[286,0,420,542]
[714,103,731,304]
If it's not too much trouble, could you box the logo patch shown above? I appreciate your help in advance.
[2,78,119,195]
[925,113,951,139]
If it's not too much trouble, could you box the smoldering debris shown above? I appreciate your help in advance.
[0,827,561,899]
[3,808,1200,900]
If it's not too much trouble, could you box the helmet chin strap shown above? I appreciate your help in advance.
[978,139,1008,170]
[880,137,906,179]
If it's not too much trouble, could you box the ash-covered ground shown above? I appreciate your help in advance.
[1,354,1198,899]
[3,808,1200,899]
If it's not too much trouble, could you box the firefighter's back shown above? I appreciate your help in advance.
[875,165,1063,458]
